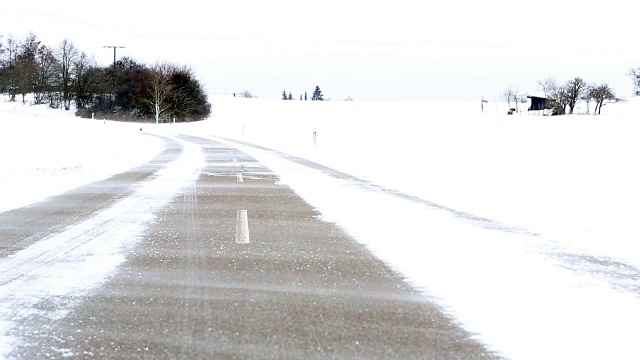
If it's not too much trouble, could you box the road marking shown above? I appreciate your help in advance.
[235,210,250,244]
[236,173,244,182]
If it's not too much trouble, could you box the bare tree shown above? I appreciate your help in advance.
[57,39,78,110]
[15,33,41,104]
[73,51,99,110]
[239,89,253,98]
[145,62,173,124]
[170,85,197,120]
[2,34,20,101]
[627,68,640,96]
[565,77,587,114]
[0,35,4,71]
[537,77,557,98]
[552,87,570,115]
[539,78,570,115]
[32,44,58,105]
[590,83,620,115]
[0,35,5,93]
[513,89,519,112]
[580,82,596,115]
[501,86,516,110]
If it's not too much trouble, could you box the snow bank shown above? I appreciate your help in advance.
[196,96,640,359]
[0,99,164,214]
[205,96,640,269]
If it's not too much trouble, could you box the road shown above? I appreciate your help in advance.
[0,135,498,359]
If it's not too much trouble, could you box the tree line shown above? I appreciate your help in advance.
[0,33,210,122]
[502,78,619,115]
[282,86,324,101]
[501,74,631,116]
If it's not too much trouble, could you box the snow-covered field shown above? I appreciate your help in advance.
[2,95,640,359]
[205,97,640,359]
[0,97,165,213]
[209,96,640,268]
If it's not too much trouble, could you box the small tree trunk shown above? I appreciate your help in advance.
[585,99,591,115]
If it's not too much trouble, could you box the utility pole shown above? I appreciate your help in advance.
[103,46,125,106]
[103,46,125,69]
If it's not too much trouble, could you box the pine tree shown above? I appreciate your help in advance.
[300,94,303,100]
[282,89,287,100]
[312,86,323,101]
[304,92,308,100]
[288,92,293,100]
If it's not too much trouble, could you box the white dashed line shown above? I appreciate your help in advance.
[235,210,250,244]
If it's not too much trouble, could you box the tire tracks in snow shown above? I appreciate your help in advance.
[0,135,181,256]
[216,137,538,236]
[215,137,640,295]
[0,136,204,358]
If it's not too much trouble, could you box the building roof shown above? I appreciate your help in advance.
[527,95,549,100]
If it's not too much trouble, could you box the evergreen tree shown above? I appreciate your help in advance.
[304,91,308,100]
[282,89,287,100]
[300,94,302,100]
[288,92,293,100]
[312,86,323,101]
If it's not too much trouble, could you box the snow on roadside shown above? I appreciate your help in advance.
[189,96,640,359]
[216,136,640,360]
[0,101,164,214]
[2,95,640,359]
[204,96,640,271]
[0,137,203,358]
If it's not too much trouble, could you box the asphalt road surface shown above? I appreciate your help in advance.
[0,135,498,359]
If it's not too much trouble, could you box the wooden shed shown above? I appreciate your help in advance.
[527,96,550,111]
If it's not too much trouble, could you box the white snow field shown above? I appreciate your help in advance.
[2,95,640,359]
[0,96,165,213]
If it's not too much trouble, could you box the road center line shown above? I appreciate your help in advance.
[236,173,244,183]
[235,210,250,244]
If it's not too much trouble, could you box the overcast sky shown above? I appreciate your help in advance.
[3,0,638,101]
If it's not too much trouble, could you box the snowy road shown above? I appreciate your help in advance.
[0,135,495,358]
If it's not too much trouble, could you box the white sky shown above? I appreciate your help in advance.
[3,0,639,100]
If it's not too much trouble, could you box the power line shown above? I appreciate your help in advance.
[103,46,125,68]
